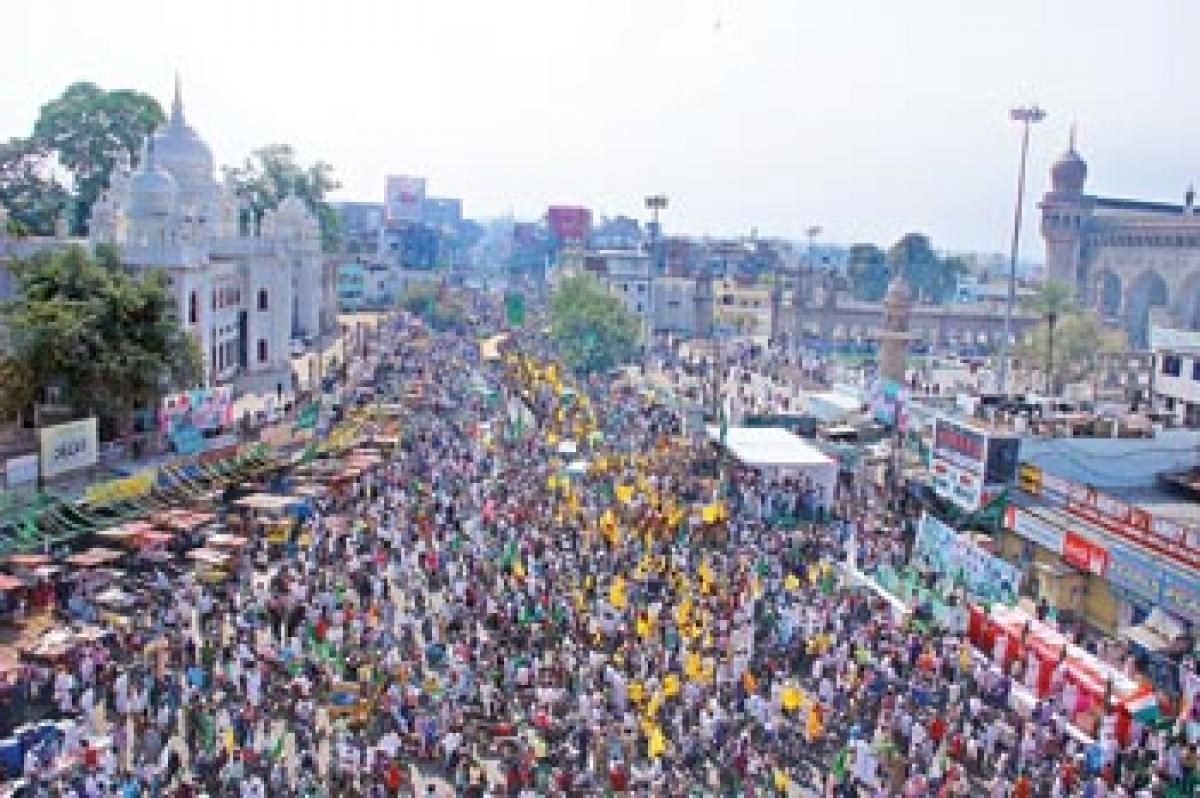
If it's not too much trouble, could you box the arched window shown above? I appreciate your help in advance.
[257,339,268,363]
[258,289,269,311]
[188,291,198,324]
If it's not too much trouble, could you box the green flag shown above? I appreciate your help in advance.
[296,401,320,431]
[504,292,526,327]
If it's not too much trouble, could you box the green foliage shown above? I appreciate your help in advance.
[1016,283,1125,390]
[887,233,967,304]
[846,243,889,301]
[31,82,164,234]
[0,137,70,236]
[223,143,341,252]
[548,273,640,374]
[397,281,468,333]
[0,246,203,435]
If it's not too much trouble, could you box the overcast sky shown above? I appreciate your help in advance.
[4,0,1198,257]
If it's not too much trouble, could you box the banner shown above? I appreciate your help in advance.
[504,293,526,327]
[1105,543,1163,605]
[1005,506,1064,554]
[1161,570,1200,624]
[39,418,98,478]
[1063,531,1109,576]
[914,513,1020,605]
[930,456,984,512]
[159,387,233,437]
[5,454,38,487]
[85,469,157,506]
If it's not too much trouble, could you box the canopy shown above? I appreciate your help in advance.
[707,425,838,507]
[231,493,302,513]
[805,391,862,424]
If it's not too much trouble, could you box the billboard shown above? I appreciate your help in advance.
[5,454,38,487]
[39,418,98,478]
[1063,531,1109,576]
[546,206,592,244]
[914,513,1020,604]
[159,387,233,437]
[1005,506,1064,554]
[384,175,426,223]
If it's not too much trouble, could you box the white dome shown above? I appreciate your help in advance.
[128,140,177,218]
[152,77,215,194]
[276,194,310,219]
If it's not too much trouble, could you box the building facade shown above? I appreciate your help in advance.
[87,78,333,389]
[1040,134,1200,347]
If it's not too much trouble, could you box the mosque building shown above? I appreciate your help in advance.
[88,77,335,391]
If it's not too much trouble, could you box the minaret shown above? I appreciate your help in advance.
[171,72,185,124]
[876,274,914,386]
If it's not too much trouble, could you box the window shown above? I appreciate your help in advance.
[188,291,198,324]
[212,292,217,311]
[257,339,269,363]
[1192,359,1200,381]
[1163,354,1182,377]
[257,289,269,311]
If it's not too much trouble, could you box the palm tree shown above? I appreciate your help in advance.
[1024,280,1076,395]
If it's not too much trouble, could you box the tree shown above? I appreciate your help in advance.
[1023,280,1076,394]
[0,137,71,236]
[887,233,967,304]
[845,243,889,301]
[0,246,203,437]
[31,82,164,234]
[397,281,469,333]
[223,143,341,252]
[549,273,640,374]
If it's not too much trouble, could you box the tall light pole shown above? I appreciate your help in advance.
[997,104,1046,395]
[645,194,669,273]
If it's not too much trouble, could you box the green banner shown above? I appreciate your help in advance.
[295,401,320,431]
[504,292,526,327]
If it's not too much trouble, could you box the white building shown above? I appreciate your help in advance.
[586,250,654,340]
[88,78,333,391]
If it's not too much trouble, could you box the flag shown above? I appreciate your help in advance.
[295,401,320,431]
[609,576,627,610]
[647,726,667,758]
[270,731,285,760]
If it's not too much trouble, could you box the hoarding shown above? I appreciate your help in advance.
[159,387,233,437]
[1161,570,1200,623]
[1063,531,1109,576]
[546,206,592,244]
[85,469,157,506]
[1005,506,1064,554]
[930,456,984,512]
[914,513,1020,604]
[5,454,38,487]
[1105,543,1164,605]
[384,175,426,223]
[39,418,98,478]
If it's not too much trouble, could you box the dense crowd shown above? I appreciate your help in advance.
[1,305,1197,797]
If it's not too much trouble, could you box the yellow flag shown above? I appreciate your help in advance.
[781,685,803,712]
[685,651,703,681]
[701,504,718,524]
[648,726,667,758]
[628,680,645,704]
[609,576,627,610]
[773,768,790,793]
[615,484,634,504]
[662,673,680,698]
[512,559,526,579]
[675,596,691,628]
[697,559,714,595]
[784,574,801,591]
[636,614,652,639]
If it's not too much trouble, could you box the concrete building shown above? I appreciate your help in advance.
[585,250,654,340]
[86,77,335,390]
[653,276,697,336]
[333,201,383,255]
[1040,132,1200,347]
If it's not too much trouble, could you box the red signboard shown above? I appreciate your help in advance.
[546,206,592,244]
[1062,531,1109,576]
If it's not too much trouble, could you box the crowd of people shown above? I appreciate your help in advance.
[1,299,1197,797]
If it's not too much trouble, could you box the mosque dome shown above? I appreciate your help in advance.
[1051,130,1088,196]
[128,139,177,218]
[151,76,215,193]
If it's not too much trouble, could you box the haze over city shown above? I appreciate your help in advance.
[3,0,1199,255]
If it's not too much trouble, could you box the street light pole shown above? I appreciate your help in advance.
[997,104,1046,395]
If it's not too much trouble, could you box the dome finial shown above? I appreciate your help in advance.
[1068,122,1077,153]
[171,71,184,124]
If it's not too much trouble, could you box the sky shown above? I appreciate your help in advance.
[3,0,1199,258]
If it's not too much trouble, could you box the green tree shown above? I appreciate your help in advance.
[1017,280,1102,394]
[31,82,164,234]
[549,273,640,374]
[0,246,203,437]
[887,233,967,303]
[0,137,71,236]
[223,143,341,252]
[397,281,468,332]
[845,243,889,301]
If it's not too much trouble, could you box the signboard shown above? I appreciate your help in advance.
[1005,506,1064,554]
[85,469,157,506]
[384,175,426,223]
[546,206,592,244]
[5,454,38,487]
[1063,531,1109,576]
[933,417,987,473]
[160,387,233,437]
[1018,462,1043,495]
[39,418,98,478]
[914,513,1020,604]
[1161,569,1200,623]
[1149,325,1200,352]
[931,456,984,512]
[1022,461,1200,570]
[1105,543,1164,605]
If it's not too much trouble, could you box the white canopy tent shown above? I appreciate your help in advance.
[805,391,862,424]
[707,425,838,505]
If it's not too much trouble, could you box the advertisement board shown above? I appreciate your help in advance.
[933,417,987,473]
[914,513,1021,604]
[5,454,39,487]
[1161,569,1200,624]
[1022,461,1200,570]
[159,387,233,437]
[85,469,157,506]
[384,175,426,223]
[546,206,592,244]
[1063,531,1109,576]
[39,418,98,478]
[1005,506,1064,554]
[931,456,984,512]
[1149,325,1200,352]
[1105,543,1164,605]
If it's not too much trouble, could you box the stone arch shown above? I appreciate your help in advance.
[1173,272,1200,331]
[1092,270,1122,320]
[1125,270,1168,348]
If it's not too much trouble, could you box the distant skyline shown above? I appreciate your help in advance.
[4,0,1199,258]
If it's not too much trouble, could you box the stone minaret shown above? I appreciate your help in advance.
[877,274,914,386]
